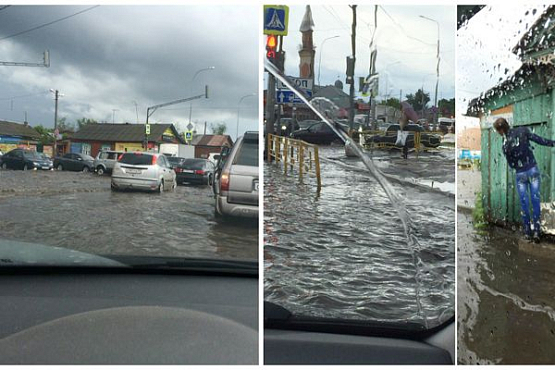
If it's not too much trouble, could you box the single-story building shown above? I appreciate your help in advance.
[0,120,41,153]
[466,6,555,233]
[70,123,185,157]
[190,134,233,159]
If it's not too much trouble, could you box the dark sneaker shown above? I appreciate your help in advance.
[524,233,532,241]
[533,231,541,244]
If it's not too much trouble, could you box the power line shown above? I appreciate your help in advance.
[378,6,436,47]
[0,5,100,42]
[0,91,49,101]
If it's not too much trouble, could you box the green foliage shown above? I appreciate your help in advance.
[76,117,98,129]
[438,98,455,117]
[405,89,430,112]
[210,122,227,135]
[34,124,53,144]
[56,117,74,132]
[472,191,488,229]
[383,97,400,109]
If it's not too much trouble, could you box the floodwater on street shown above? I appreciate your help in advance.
[458,211,555,364]
[264,145,455,328]
[0,171,257,261]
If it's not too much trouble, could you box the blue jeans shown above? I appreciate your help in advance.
[516,166,541,236]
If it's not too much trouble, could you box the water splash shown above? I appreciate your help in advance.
[265,59,428,327]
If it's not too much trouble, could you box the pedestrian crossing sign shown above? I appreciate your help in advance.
[185,131,193,142]
[264,5,289,36]
[145,124,150,135]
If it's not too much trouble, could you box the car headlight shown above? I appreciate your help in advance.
[33,162,39,166]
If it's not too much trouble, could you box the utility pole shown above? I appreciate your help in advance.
[348,5,357,133]
[51,89,60,156]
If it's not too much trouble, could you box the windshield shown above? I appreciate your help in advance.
[24,151,41,160]
[182,158,206,169]
[234,141,258,167]
[264,4,455,331]
[0,5,258,271]
[167,157,184,165]
[457,4,555,365]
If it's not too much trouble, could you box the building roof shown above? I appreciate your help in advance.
[513,6,555,59]
[71,123,185,143]
[299,5,315,32]
[0,120,40,140]
[312,85,350,109]
[191,134,233,147]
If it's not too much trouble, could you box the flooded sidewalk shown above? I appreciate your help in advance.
[457,211,555,364]
[264,145,454,328]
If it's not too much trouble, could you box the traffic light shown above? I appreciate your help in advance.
[266,35,277,61]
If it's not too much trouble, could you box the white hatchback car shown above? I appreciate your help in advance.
[111,152,176,193]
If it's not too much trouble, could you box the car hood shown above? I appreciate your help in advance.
[0,239,126,268]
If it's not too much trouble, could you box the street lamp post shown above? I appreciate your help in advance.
[189,66,215,129]
[236,93,256,139]
[317,35,340,87]
[419,15,440,130]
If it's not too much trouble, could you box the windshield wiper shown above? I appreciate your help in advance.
[106,255,258,276]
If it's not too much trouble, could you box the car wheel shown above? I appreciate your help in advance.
[57,164,63,171]
[97,166,105,176]
[1,162,7,170]
[82,166,90,173]
[158,180,164,193]
[172,178,177,190]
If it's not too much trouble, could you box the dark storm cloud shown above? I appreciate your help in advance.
[0,5,259,138]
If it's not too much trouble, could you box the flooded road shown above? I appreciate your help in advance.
[264,146,454,328]
[0,171,257,261]
[458,211,555,364]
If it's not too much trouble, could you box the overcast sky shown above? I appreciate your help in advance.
[271,4,455,104]
[457,4,546,130]
[0,5,258,140]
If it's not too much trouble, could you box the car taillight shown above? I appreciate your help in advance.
[152,155,157,165]
[118,154,123,161]
[220,171,230,191]
[175,167,182,173]
[195,170,205,175]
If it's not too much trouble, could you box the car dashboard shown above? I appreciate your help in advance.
[0,269,258,364]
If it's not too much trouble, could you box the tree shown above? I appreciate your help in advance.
[34,125,54,145]
[210,123,227,135]
[76,117,98,130]
[56,117,74,132]
[438,98,455,117]
[383,97,400,109]
[405,89,430,112]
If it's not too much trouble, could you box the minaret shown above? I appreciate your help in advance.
[299,5,315,79]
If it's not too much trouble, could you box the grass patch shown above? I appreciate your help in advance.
[472,191,488,230]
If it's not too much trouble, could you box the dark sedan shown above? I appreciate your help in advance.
[368,124,442,149]
[53,152,94,172]
[166,156,186,169]
[290,121,341,145]
[175,158,215,185]
[0,149,53,170]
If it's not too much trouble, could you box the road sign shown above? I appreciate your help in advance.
[145,124,150,135]
[276,77,313,91]
[276,90,312,104]
[185,131,193,141]
[264,5,289,36]
[186,123,194,131]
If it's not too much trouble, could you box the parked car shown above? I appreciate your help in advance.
[290,121,341,145]
[0,149,53,171]
[53,153,94,172]
[174,158,215,185]
[111,152,176,193]
[214,131,258,218]
[368,124,442,148]
[93,150,124,175]
[166,156,186,169]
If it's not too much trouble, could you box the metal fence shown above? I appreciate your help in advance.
[266,134,321,192]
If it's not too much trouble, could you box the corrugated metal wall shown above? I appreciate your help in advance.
[481,86,554,226]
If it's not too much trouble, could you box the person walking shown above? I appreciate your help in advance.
[398,102,419,159]
[493,117,555,242]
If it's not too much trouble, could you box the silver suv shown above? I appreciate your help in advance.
[214,131,258,218]
[94,150,124,175]
[111,152,176,193]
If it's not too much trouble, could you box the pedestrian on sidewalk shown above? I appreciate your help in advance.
[493,117,555,243]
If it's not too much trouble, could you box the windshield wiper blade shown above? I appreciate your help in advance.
[105,255,258,275]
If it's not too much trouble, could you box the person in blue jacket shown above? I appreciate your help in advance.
[493,117,555,242]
